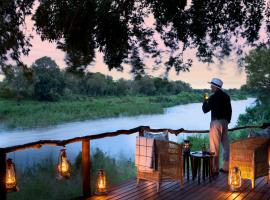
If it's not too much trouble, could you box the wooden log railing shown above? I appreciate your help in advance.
[0,123,269,199]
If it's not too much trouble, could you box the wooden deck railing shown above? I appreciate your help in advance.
[0,123,269,199]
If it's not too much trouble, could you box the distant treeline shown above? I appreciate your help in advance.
[0,57,194,101]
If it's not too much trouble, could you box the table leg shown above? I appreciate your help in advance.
[209,157,213,182]
[191,156,193,181]
[202,158,206,181]
[198,158,201,184]
[187,155,190,180]
[183,154,186,176]
[206,158,208,180]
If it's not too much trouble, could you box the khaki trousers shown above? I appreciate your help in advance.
[209,119,229,172]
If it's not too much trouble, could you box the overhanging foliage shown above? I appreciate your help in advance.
[1,0,270,74]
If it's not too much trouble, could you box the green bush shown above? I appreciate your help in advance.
[32,57,65,101]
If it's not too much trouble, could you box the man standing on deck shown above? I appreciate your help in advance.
[202,78,232,175]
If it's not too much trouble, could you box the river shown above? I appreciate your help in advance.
[0,98,255,168]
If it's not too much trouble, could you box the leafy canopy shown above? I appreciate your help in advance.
[244,47,270,98]
[1,0,270,74]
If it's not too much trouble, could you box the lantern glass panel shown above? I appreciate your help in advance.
[6,159,18,192]
[57,149,71,178]
[96,169,108,195]
[229,167,242,191]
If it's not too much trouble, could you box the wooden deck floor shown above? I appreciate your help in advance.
[88,173,270,200]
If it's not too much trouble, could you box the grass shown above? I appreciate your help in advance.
[0,93,202,129]
[0,90,249,130]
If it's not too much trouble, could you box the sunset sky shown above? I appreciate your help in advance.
[20,10,248,90]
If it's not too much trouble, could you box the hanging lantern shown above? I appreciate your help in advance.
[6,158,19,192]
[183,140,191,153]
[95,169,108,195]
[229,167,242,192]
[57,149,71,179]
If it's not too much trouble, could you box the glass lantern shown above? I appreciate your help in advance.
[183,140,191,153]
[204,93,209,100]
[57,149,71,179]
[6,158,18,192]
[95,169,108,195]
[229,167,242,192]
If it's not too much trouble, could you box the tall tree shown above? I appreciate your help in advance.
[244,47,270,100]
[1,0,270,74]
[31,57,65,101]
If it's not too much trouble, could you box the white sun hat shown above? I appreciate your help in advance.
[208,78,223,89]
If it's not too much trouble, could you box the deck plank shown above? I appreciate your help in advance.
[177,174,227,200]
[196,174,228,200]
[217,178,251,200]
[109,181,156,200]
[235,177,264,200]
[243,177,268,200]
[88,173,270,200]
[146,178,194,200]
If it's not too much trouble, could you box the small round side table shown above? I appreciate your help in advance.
[190,151,214,184]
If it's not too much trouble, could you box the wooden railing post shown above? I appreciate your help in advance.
[0,149,6,200]
[139,129,144,137]
[82,139,91,197]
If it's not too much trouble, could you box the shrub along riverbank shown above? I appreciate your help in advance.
[0,91,248,130]
[0,92,201,129]
[228,98,270,141]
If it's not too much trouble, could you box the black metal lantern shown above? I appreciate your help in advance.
[57,149,71,179]
[6,158,19,192]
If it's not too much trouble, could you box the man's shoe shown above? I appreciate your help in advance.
[219,168,228,173]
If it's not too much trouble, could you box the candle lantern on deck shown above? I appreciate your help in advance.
[183,140,191,153]
[57,149,71,179]
[95,169,108,195]
[229,167,242,192]
[6,158,19,192]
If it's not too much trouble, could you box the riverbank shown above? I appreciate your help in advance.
[0,92,247,129]
[0,93,201,129]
